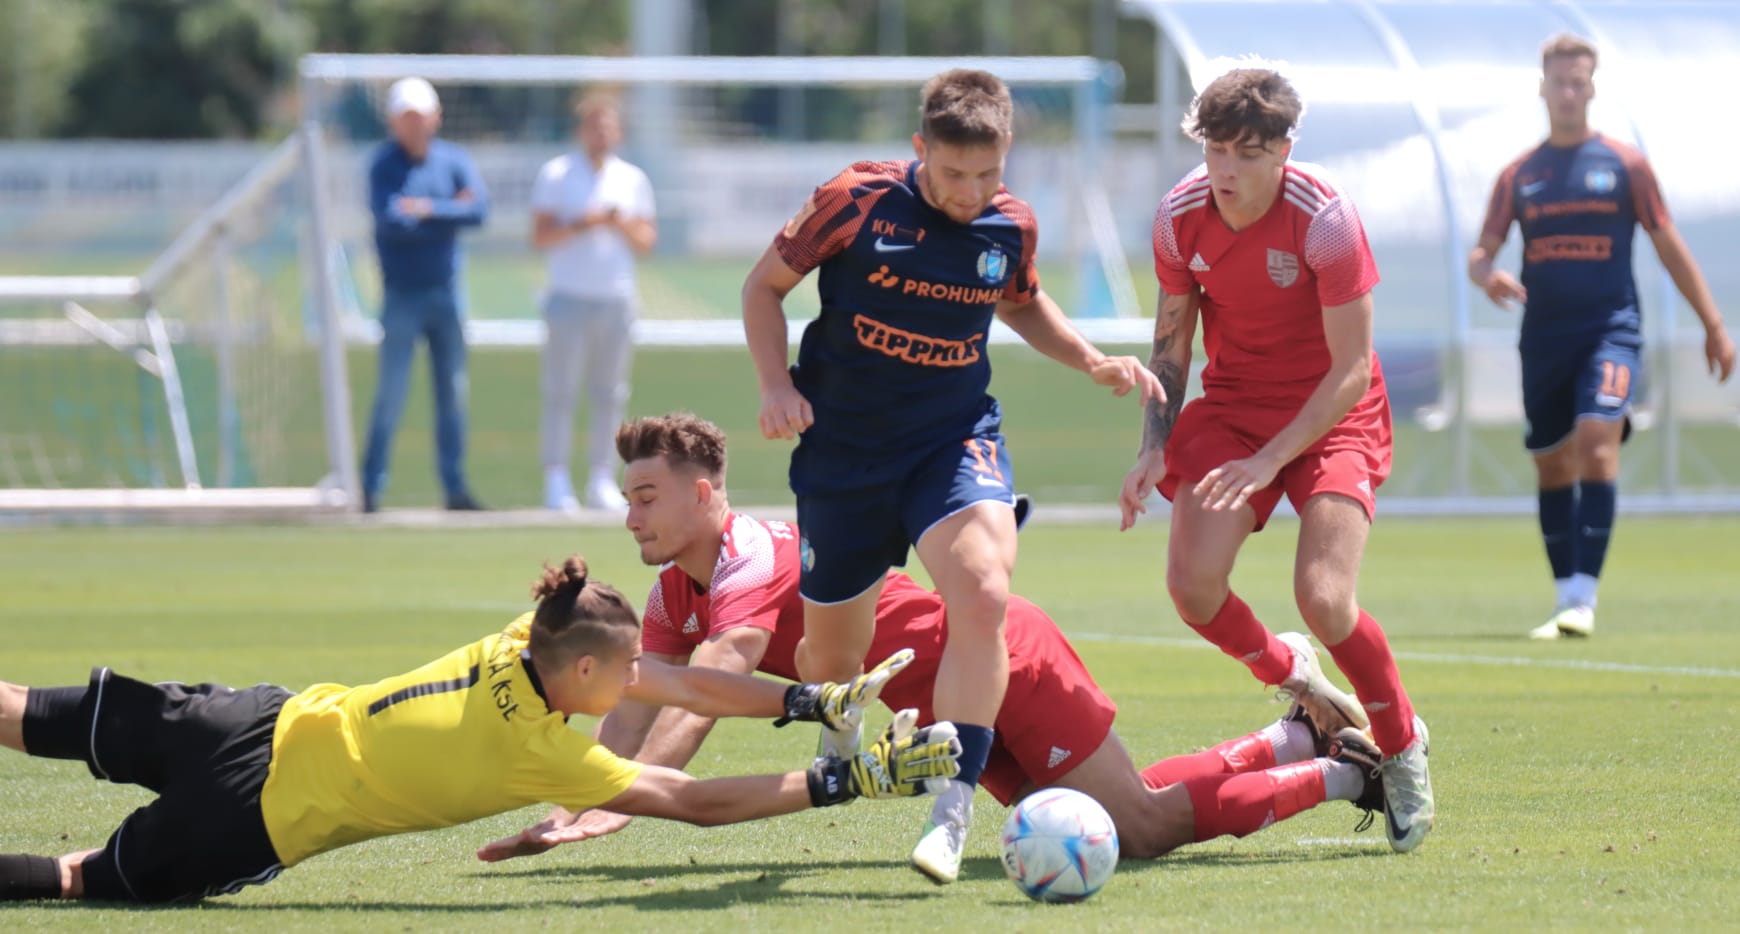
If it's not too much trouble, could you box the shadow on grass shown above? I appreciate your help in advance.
[19,848,1385,914]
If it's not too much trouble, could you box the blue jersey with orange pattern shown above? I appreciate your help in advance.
[773,160,1040,452]
[1480,133,1668,345]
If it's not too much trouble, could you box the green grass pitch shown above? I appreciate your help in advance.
[2,515,1737,930]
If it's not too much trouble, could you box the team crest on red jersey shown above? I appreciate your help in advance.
[1267,248,1300,288]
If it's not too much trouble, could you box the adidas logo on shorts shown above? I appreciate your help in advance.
[1047,746,1072,769]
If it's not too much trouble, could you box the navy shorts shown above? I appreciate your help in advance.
[793,430,1016,603]
[1521,333,1641,452]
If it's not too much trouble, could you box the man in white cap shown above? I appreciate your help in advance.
[360,77,490,513]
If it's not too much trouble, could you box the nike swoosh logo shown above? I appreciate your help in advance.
[1520,181,1547,196]
[1386,805,1414,842]
[973,475,1006,488]
[873,238,916,253]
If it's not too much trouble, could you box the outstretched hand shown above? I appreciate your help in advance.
[778,649,915,731]
[1091,355,1164,407]
[476,807,633,863]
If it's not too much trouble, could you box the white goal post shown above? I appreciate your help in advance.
[296,53,1146,348]
[0,129,359,514]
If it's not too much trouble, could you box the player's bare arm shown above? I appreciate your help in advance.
[1197,292,1374,512]
[741,245,815,439]
[635,628,776,770]
[625,653,788,719]
[1647,223,1736,381]
[1118,288,1199,530]
[1468,234,1527,310]
[481,628,779,858]
[994,291,1161,403]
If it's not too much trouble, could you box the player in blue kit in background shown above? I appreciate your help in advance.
[1470,34,1734,641]
[740,69,1159,883]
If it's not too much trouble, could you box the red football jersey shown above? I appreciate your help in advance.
[1152,162,1388,423]
[639,514,947,689]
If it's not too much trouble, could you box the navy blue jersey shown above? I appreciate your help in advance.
[1480,133,1668,346]
[773,160,1040,451]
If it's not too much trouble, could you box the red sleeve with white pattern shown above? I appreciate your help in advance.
[1303,195,1381,308]
[706,527,786,637]
[639,578,694,657]
[1151,177,1202,295]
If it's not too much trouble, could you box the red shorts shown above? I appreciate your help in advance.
[1158,396,1392,531]
[879,596,1117,806]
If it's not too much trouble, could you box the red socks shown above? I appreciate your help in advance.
[1140,728,1282,789]
[1183,763,1326,842]
[1189,592,1294,686]
[1325,610,1417,754]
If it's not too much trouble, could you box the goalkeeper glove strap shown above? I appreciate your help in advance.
[805,756,855,808]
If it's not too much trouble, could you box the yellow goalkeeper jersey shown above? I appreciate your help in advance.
[259,614,643,866]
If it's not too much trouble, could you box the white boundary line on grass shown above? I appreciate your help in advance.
[445,606,1740,680]
[1067,632,1740,680]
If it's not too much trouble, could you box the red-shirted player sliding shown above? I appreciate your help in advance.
[1118,66,1434,852]
[479,413,1392,865]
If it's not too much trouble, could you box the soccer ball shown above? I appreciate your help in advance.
[1000,787,1120,903]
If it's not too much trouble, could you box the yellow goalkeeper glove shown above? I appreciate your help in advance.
[806,710,961,806]
[777,648,915,731]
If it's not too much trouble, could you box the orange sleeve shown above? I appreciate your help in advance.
[1620,149,1670,232]
[1479,160,1519,246]
[995,192,1042,304]
[773,163,899,275]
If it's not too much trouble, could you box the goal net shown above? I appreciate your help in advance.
[296,54,1144,346]
[0,132,357,514]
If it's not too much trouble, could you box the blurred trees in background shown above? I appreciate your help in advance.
[0,0,1151,139]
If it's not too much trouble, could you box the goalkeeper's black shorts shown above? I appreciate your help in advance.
[26,667,290,902]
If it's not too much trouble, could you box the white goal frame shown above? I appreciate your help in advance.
[0,130,359,514]
[297,53,1140,349]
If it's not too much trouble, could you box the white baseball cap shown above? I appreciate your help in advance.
[386,77,440,117]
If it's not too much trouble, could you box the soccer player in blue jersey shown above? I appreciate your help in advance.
[741,69,1160,883]
[1470,34,1734,640]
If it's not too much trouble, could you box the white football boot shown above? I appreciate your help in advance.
[1379,715,1435,853]
[911,781,971,884]
[1275,632,1370,735]
[1529,604,1595,640]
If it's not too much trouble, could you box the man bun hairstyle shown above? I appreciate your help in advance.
[1183,67,1303,145]
[1541,33,1598,72]
[615,412,728,482]
[528,555,640,671]
[920,69,1013,146]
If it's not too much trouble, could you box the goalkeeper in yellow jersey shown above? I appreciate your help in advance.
[0,557,957,904]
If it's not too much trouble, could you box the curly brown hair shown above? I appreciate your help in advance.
[615,412,727,482]
[1183,68,1303,145]
[527,554,640,671]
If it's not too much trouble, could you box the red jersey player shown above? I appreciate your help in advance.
[479,413,1391,865]
[1118,67,1434,852]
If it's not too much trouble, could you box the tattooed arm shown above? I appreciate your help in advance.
[1119,288,1200,530]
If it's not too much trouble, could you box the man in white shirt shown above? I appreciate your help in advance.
[531,93,658,511]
